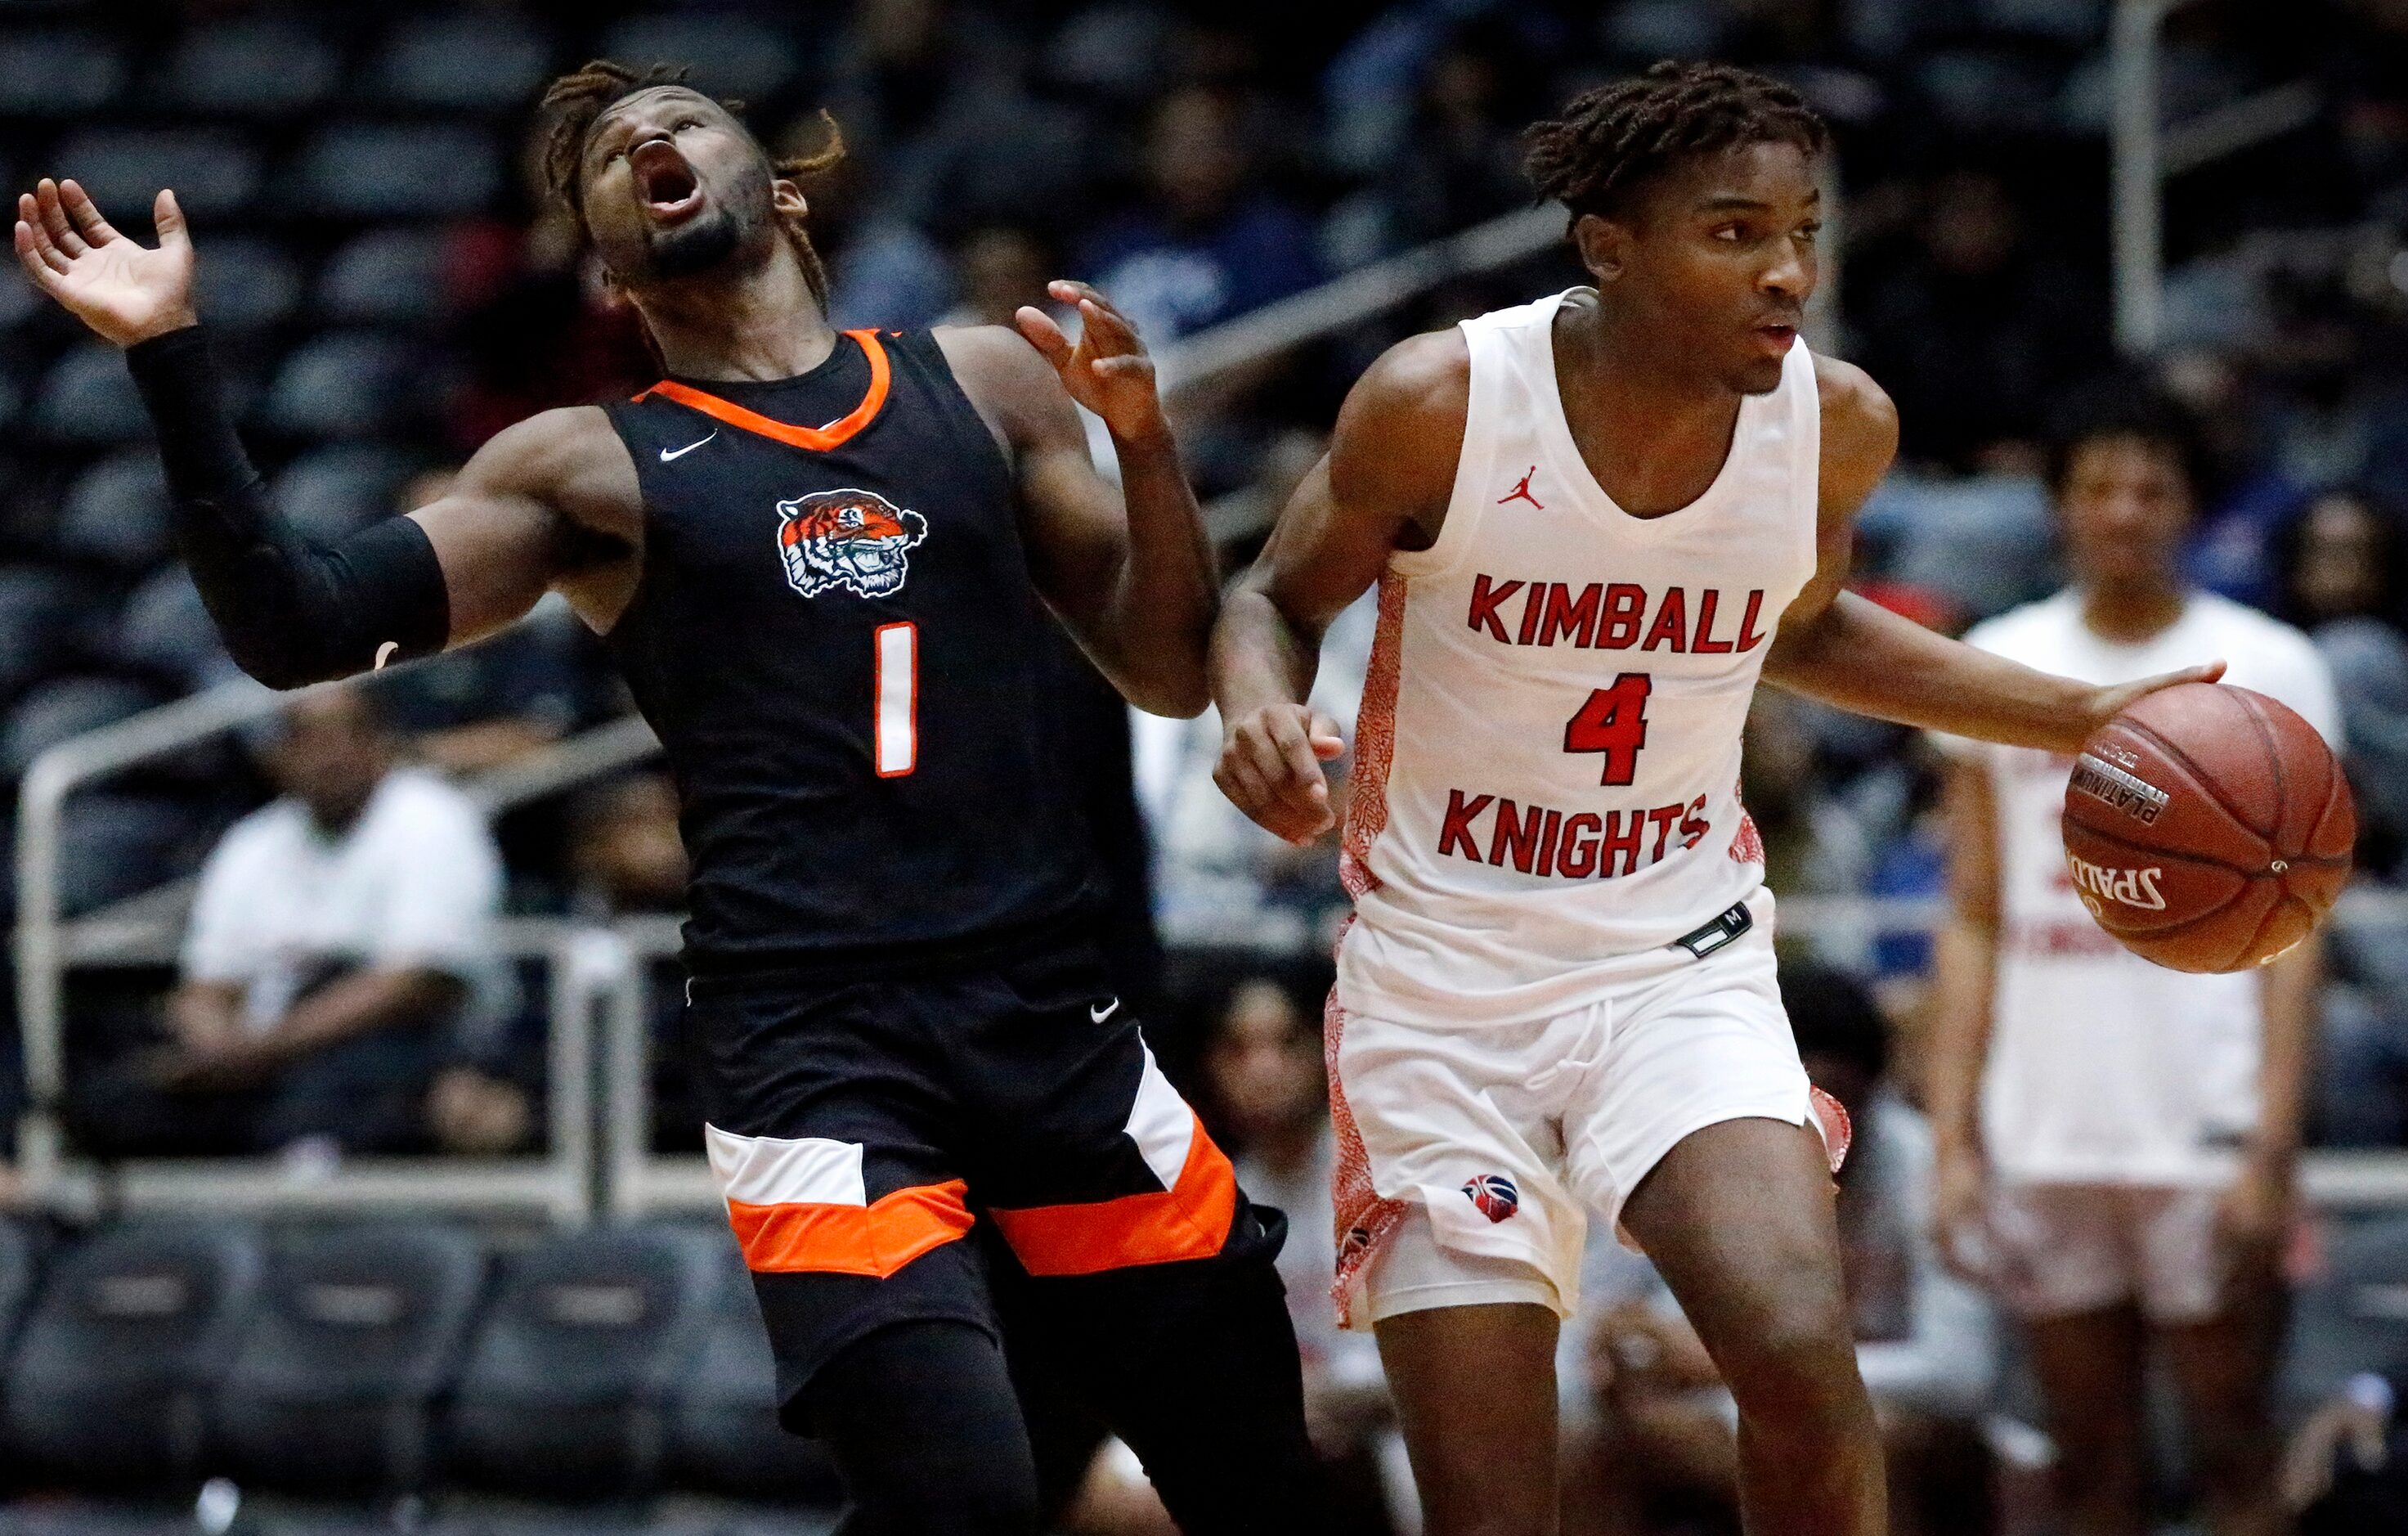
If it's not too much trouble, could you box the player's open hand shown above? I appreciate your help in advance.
[1014,281,1166,442]
[2074,660,2226,746]
[1216,703,1345,846]
[15,179,198,348]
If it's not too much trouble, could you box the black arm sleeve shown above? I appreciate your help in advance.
[124,325,451,690]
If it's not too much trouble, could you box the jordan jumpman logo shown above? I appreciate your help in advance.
[1498,466,1543,510]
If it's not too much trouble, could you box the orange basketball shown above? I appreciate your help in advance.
[2061,683,2354,973]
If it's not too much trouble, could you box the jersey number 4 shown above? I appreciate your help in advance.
[1564,673,1652,785]
[874,622,917,777]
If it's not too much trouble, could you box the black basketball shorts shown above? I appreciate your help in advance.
[684,936,1251,1412]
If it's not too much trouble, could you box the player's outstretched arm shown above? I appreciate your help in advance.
[1210,331,1465,844]
[1759,357,2222,752]
[945,284,1217,717]
[16,177,630,687]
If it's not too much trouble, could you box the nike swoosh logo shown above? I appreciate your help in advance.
[1090,999,1121,1024]
[660,431,716,462]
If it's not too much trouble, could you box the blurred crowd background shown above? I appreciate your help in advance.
[2,1,2408,1533]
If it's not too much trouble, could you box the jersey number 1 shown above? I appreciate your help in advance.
[875,622,917,777]
[1564,673,1652,785]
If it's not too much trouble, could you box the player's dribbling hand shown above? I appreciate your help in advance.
[1216,703,1346,846]
[2071,660,2227,748]
[1013,281,1166,442]
[14,180,199,347]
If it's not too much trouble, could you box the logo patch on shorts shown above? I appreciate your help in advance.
[1462,1173,1519,1223]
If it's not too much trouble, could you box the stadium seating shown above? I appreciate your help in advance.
[0,1222,265,1489]
[157,18,342,119]
[210,1223,490,1496]
[56,452,171,569]
[0,1221,37,1368]
[52,127,262,222]
[2281,1213,2408,1420]
[665,1241,842,1503]
[440,1224,724,1499]
[369,14,557,114]
[29,343,152,446]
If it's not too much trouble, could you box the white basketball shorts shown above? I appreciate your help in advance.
[1328,914,1841,1329]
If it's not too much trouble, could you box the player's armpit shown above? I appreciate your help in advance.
[415,405,643,644]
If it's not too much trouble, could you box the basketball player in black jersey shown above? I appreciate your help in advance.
[17,61,1320,1534]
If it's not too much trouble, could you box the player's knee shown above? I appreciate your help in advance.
[1720,1296,1866,1431]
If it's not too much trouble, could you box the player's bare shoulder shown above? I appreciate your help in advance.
[929,323,1065,453]
[1329,327,1473,546]
[460,404,643,532]
[1813,352,1899,516]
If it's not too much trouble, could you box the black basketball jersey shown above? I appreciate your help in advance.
[602,328,1096,971]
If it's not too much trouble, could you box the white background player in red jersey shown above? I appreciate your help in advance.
[1927,391,2338,1536]
[1210,63,2216,1536]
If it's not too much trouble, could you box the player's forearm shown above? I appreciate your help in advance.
[1209,580,1324,721]
[1101,418,1217,716]
[1926,919,1999,1161]
[1765,592,2098,752]
[126,326,449,688]
[2253,936,2323,1170]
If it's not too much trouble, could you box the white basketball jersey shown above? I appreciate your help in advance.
[1954,591,2340,1186]
[1336,290,1823,1027]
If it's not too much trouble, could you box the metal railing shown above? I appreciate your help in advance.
[2111,0,2328,353]
[11,676,661,1214]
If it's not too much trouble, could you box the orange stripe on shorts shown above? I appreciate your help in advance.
[988,1116,1239,1277]
[726,1178,974,1278]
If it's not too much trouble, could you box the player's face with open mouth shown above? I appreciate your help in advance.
[578,87,776,283]
[1619,141,1820,396]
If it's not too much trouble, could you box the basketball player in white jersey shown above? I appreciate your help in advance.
[1927,391,2337,1536]
[1210,63,2217,1536]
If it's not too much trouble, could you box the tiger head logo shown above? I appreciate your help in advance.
[776,488,928,600]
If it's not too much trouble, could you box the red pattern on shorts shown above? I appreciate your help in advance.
[1325,974,1408,1329]
[1809,1085,1853,1174]
[1327,573,1411,1326]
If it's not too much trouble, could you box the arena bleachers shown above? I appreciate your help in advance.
[6,2,2408,1531]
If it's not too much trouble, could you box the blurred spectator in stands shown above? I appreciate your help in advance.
[1849,168,2102,469]
[943,223,1061,330]
[74,685,501,1160]
[1206,975,1389,1461]
[567,771,688,920]
[799,111,957,333]
[2275,490,2408,1148]
[560,770,697,1154]
[1742,689,1874,903]
[1081,84,1321,344]
[1361,16,1532,252]
[1565,965,1992,1536]
[1135,437,1360,955]
[2287,1370,2408,1531]
[823,0,1089,242]
[373,472,613,773]
[2274,489,2408,866]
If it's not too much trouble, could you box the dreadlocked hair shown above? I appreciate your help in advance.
[538,59,847,312]
[1522,61,1827,227]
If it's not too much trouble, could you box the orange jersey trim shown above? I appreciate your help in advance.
[635,329,892,451]
[727,1176,972,1278]
[988,1116,1239,1277]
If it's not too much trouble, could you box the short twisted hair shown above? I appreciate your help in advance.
[1522,61,1827,227]
[537,60,845,309]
